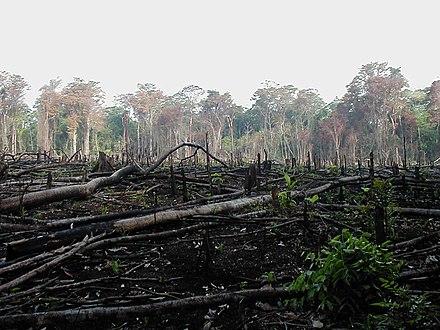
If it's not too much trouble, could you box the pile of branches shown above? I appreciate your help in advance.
[1,144,439,328]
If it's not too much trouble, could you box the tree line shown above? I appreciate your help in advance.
[1,62,439,166]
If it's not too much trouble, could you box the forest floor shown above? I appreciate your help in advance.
[0,151,440,329]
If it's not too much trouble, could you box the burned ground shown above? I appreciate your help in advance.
[0,155,439,329]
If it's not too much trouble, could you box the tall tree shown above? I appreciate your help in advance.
[115,93,136,158]
[36,78,62,154]
[173,85,205,146]
[200,90,236,157]
[131,83,165,158]
[0,71,30,153]
[342,62,408,163]
[320,101,348,163]
[62,78,104,157]
[250,81,282,156]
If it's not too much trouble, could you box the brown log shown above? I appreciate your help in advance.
[5,174,369,260]
[0,165,138,213]
[389,230,440,251]
[0,142,226,213]
[398,265,440,281]
[0,235,95,292]
[0,287,296,327]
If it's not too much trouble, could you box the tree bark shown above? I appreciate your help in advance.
[0,165,138,213]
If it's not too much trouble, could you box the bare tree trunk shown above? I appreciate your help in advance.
[11,123,17,154]
[82,116,90,157]
[1,112,8,150]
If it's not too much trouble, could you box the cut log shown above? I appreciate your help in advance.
[0,143,226,213]
[0,235,93,292]
[6,174,369,260]
[0,287,296,327]
[0,165,138,213]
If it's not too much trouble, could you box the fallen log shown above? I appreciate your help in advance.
[5,175,369,260]
[0,142,226,213]
[389,230,440,251]
[0,165,138,213]
[0,287,296,327]
[0,235,94,292]
[398,265,440,281]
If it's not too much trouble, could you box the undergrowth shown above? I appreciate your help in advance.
[286,229,437,328]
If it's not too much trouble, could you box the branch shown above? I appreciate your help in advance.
[0,235,93,292]
[0,287,295,327]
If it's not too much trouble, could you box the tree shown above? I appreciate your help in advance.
[287,88,325,163]
[36,78,62,154]
[0,71,30,154]
[428,81,440,148]
[320,101,348,163]
[62,78,105,157]
[173,85,205,147]
[250,82,324,162]
[200,90,236,157]
[115,94,136,158]
[341,62,408,164]
[133,83,165,158]
[250,81,282,156]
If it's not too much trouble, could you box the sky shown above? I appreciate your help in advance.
[1,0,439,108]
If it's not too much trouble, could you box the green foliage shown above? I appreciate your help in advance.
[326,163,339,175]
[286,229,402,316]
[99,206,109,214]
[278,173,298,208]
[357,178,397,237]
[215,242,225,253]
[284,173,298,191]
[263,271,277,284]
[305,194,319,204]
[368,279,437,329]
[112,259,121,274]
[211,172,224,185]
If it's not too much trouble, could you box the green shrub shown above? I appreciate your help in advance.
[286,229,401,316]
[286,229,437,328]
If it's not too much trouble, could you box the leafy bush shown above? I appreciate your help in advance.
[286,229,437,328]
[286,229,401,316]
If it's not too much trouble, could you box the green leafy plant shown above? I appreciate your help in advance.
[286,229,402,317]
[326,163,339,175]
[284,173,298,191]
[278,173,298,208]
[99,206,109,214]
[211,172,224,185]
[112,259,121,274]
[263,271,277,284]
[368,279,436,329]
[215,242,225,253]
[305,194,319,204]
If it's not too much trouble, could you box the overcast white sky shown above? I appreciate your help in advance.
[1,0,439,108]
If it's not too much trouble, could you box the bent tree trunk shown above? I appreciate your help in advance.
[0,165,138,212]
[0,142,226,213]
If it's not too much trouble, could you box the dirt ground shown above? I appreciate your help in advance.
[1,162,440,329]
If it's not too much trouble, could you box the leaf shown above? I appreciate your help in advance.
[306,194,319,204]
[284,173,291,187]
